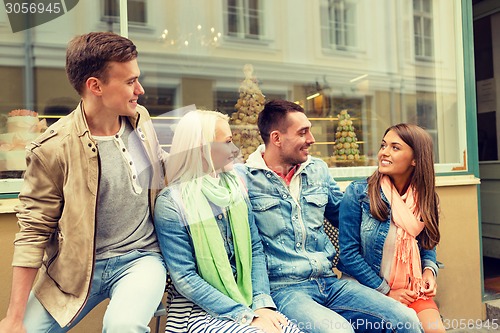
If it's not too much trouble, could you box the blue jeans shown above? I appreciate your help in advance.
[24,250,167,333]
[271,277,423,333]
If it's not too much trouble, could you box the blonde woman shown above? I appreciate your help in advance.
[154,110,303,333]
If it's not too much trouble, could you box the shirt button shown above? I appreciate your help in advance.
[266,173,271,178]
[217,214,223,219]
[282,194,287,199]
[296,242,301,247]
[241,317,247,324]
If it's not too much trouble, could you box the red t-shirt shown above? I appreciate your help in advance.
[274,164,300,186]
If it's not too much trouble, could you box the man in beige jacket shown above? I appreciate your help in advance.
[0,32,168,333]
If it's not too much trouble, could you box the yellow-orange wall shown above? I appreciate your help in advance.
[434,184,485,321]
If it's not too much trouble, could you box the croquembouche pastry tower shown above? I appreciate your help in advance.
[333,109,361,164]
[230,64,265,161]
[0,109,46,174]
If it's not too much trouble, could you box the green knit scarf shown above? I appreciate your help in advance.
[183,171,252,306]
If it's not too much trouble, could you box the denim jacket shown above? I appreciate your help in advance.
[337,179,439,295]
[153,184,276,325]
[235,145,344,291]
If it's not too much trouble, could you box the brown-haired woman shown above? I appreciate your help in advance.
[338,123,445,333]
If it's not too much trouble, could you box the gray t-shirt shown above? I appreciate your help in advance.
[93,118,160,259]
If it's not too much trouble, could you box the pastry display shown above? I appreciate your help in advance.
[330,109,365,166]
[230,64,265,161]
[0,109,46,172]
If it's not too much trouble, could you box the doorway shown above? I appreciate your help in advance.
[473,0,500,301]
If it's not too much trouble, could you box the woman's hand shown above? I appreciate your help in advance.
[422,268,437,297]
[387,288,416,306]
[250,308,287,333]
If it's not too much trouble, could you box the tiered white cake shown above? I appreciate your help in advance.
[0,110,45,171]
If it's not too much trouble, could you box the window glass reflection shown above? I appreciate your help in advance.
[0,0,467,187]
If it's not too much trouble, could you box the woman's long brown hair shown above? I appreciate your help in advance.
[367,123,440,250]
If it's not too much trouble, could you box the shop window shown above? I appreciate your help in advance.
[138,87,177,152]
[0,0,473,193]
[102,0,147,25]
[320,0,357,51]
[215,90,286,116]
[305,96,367,164]
[415,94,439,161]
[216,91,240,115]
[138,87,177,117]
[413,0,434,59]
[224,0,263,40]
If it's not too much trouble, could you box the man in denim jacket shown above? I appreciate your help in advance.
[235,100,423,333]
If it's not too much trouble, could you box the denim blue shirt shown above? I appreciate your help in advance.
[235,146,344,291]
[153,185,276,324]
[337,179,439,295]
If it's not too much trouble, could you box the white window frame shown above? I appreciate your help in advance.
[321,0,358,51]
[101,0,147,26]
[224,0,264,40]
[413,0,434,60]
[96,0,162,36]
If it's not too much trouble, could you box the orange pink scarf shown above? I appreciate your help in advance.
[380,175,426,299]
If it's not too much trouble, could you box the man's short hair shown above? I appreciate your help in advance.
[258,99,305,144]
[66,32,138,95]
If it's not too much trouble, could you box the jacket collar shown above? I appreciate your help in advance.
[245,144,312,174]
[74,100,141,137]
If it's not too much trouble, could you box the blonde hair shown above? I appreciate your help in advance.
[166,110,229,186]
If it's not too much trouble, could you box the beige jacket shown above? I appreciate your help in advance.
[13,102,166,327]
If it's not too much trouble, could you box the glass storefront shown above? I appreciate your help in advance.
[0,0,469,193]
